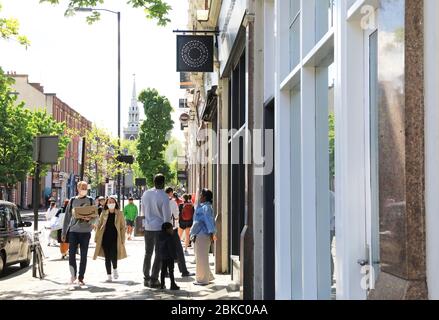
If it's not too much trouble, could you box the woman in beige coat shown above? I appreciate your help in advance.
[94,197,127,282]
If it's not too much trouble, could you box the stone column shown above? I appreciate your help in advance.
[240,14,255,300]
[369,0,427,300]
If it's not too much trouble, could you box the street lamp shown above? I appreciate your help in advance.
[75,7,122,203]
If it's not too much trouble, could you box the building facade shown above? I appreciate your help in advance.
[52,96,92,202]
[7,73,55,208]
[183,0,439,300]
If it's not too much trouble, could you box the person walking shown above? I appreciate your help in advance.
[61,181,97,286]
[94,197,127,282]
[158,222,180,290]
[141,174,172,288]
[46,199,58,246]
[166,187,194,277]
[123,197,138,240]
[190,189,216,286]
[97,196,106,216]
[52,199,70,259]
[179,194,194,254]
[166,187,180,229]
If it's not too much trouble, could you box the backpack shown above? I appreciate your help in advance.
[180,203,194,221]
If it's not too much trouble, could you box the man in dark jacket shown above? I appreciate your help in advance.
[158,222,180,290]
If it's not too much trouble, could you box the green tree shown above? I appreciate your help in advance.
[0,2,30,46]
[121,138,142,180]
[85,125,117,191]
[165,137,183,186]
[0,69,33,198]
[40,0,171,26]
[137,88,174,186]
[0,68,70,199]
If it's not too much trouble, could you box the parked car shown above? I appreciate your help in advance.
[0,201,32,275]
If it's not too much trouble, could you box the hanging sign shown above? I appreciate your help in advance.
[176,35,214,72]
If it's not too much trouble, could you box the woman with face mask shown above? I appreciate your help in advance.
[93,196,127,282]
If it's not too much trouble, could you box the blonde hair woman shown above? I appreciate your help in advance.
[94,197,127,282]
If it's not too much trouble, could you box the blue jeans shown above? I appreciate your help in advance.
[68,232,91,281]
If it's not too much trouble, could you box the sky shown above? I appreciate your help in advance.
[0,0,188,140]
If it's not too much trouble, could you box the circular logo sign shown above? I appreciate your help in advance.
[181,40,210,69]
[179,113,190,123]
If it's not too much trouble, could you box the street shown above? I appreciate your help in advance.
[0,210,239,300]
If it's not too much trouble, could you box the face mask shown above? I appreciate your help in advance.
[79,190,87,197]
[108,204,116,210]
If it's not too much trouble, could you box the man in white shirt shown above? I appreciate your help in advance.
[141,174,172,288]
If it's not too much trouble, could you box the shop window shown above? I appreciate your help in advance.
[316,0,335,43]
[289,0,301,70]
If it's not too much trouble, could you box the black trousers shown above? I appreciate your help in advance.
[173,230,189,274]
[102,242,118,275]
[68,232,91,281]
[160,258,176,287]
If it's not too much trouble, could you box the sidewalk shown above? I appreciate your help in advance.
[0,232,239,300]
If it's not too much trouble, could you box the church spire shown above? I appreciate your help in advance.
[124,73,140,141]
[132,74,137,103]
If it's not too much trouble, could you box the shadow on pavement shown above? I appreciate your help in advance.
[0,289,75,300]
[0,266,31,281]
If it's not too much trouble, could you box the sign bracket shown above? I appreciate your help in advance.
[173,29,220,35]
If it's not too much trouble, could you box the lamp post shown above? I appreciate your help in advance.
[75,7,121,203]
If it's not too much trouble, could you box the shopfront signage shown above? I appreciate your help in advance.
[176,35,214,72]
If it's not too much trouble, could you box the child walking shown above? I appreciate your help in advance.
[93,197,127,282]
[158,222,180,290]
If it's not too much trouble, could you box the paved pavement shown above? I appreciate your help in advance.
[0,226,240,300]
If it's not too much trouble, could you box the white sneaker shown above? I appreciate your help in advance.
[113,269,119,280]
[106,274,112,282]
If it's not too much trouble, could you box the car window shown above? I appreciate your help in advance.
[13,206,23,225]
[0,205,6,229]
[8,206,17,222]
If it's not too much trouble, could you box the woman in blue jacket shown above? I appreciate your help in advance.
[190,189,216,285]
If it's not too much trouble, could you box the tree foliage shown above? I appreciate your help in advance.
[85,125,117,189]
[0,68,70,191]
[40,0,171,26]
[121,138,142,182]
[0,71,33,187]
[0,2,30,47]
[165,137,184,186]
[137,88,174,187]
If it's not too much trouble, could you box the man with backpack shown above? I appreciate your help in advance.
[166,187,194,278]
[61,181,97,286]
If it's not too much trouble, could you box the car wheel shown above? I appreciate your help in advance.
[20,247,31,268]
[0,252,5,275]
